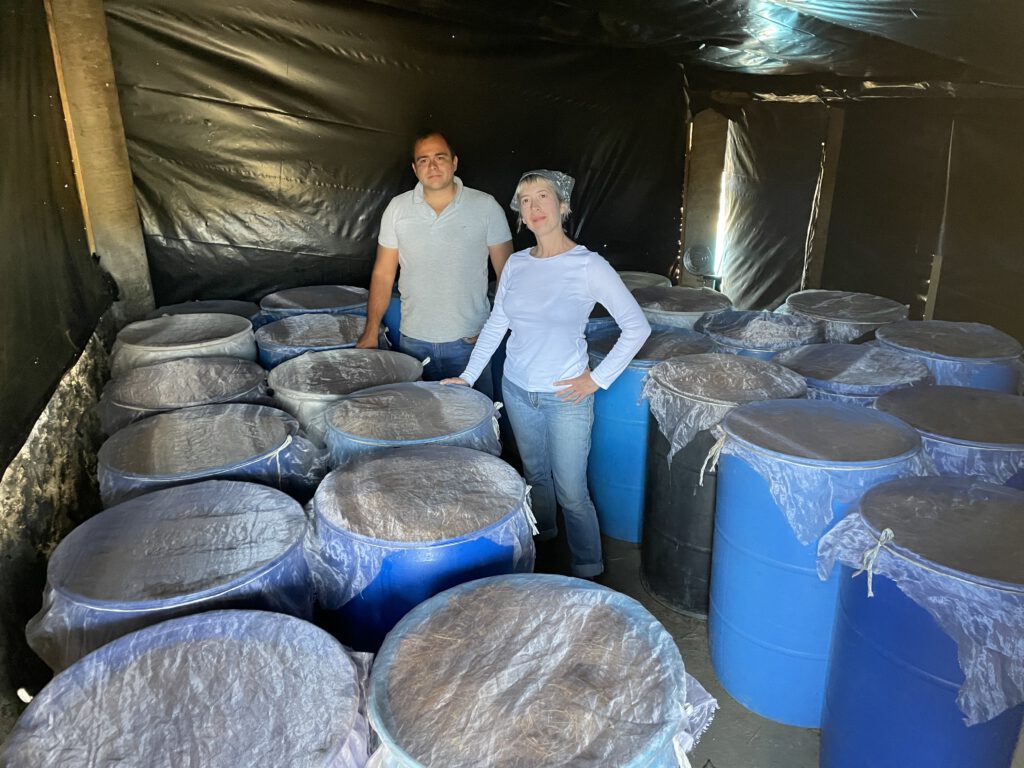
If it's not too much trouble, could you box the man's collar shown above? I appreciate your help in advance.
[412,176,464,206]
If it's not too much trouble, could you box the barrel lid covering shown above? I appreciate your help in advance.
[2,611,362,766]
[696,309,823,350]
[617,271,672,291]
[116,313,252,348]
[256,314,365,347]
[260,284,368,311]
[105,357,265,410]
[632,286,732,314]
[774,343,933,396]
[785,290,907,324]
[590,328,712,367]
[98,404,295,478]
[646,353,806,406]
[876,320,1022,361]
[876,385,1024,447]
[370,574,710,768]
[315,446,523,541]
[49,481,305,605]
[269,349,422,397]
[723,399,920,463]
[147,299,259,321]
[859,477,1024,586]
[325,382,493,441]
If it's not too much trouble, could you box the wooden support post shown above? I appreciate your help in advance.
[802,105,845,290]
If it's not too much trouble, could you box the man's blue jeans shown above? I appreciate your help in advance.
[398,335,476,382]
[501,376,603,578]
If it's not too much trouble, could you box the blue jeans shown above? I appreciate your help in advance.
[501,376,603,578]
[398,335,476,382]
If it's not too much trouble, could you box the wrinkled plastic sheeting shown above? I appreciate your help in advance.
[309,446,535,610]
[323,382,500,468]
[695,309,824,353]
[774,343,933,400]
[818,477,1024,725]
[255,314,374,368]
[642,354,806,461]
[269,349,424,444]
[97,403,328,506]
[27,481,312,672]
[876,386,1024,487]
[99,356,269,434]
[785,290,909,343]
[3,611,371,766]
[633,286,733,329]
[589,327,713,368]
[109,313,257,377]
[722,400,926,544]
[368,575,717,768]
[255,285,369,328]
[146,299,260,321]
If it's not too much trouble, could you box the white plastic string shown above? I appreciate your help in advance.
[852,527,894,597]
[522,486,540,535]
[698,433,727,487]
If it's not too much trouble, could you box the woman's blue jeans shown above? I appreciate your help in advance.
[501,376,603,578]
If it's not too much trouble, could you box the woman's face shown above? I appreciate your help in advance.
[517,180,565,238]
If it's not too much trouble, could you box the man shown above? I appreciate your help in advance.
[357,131,513,381]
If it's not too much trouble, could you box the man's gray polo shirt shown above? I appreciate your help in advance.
[378,177,511,343]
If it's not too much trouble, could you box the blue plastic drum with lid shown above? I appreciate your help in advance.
[695,309,823,360]
[256,284,369,327]
[785,290,908,343]
[633,286,732,330]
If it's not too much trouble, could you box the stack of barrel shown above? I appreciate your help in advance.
[4,281,718,767]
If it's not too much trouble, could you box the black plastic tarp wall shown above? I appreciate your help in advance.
[104,0,688,305]
[1,0,113,472]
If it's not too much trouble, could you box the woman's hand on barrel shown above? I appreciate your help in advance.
[553,369,598,404]
[441,377,470,386]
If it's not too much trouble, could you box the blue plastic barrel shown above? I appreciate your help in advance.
[322,381,500,468]
[98,356,268,435]
[695,309,823,360]
[710,399,922,727]
[819,478,1024,768]
[587,328,712,542]
[368,574,718,767]
[774,343,933,406]
[256,284,369,327]
[382,291,402,349]
[310,446,535,651]
[97,403,326,506]
[109,313,257,378]
[876,320,1022,393]
[146,299,260,322]
[876,385,1024,489]
[255,313,368,368]
[633,286,732,330]
[4,611,370,767]
[785,289,908,343]
[26,480,311,671]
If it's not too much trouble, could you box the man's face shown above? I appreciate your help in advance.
[412,135,458,192]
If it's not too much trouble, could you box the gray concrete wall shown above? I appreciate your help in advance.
[0,334,107,734]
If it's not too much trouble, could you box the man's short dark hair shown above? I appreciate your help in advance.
[411,130,454,160]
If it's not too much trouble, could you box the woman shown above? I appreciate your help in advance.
[443,169,650,578]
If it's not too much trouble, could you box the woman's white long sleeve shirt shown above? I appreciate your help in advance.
[460,245,651,392]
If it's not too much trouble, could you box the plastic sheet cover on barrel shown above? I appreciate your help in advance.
[875,320,1023,393]
[269,349,424,445]
[876,385,1024,489]
[2,611,371,767]
[774,342,933,407]
[322,381,500,468]
[817,477,1024,768]
[366,574,718,768]
[694,309,824,360]
[255,284,369,328]
[784,289,908,343]
[710,399,925,727]
[255,313,379,369]
[632,285,732,330]
[96,403,327,507]
[617,270,672,291]
[98,356,269,435]
[639,354,806,618]
[26,480,312,671]
[586,328,712,543]
[145,298,260,322]
[309,446,536,651]
[108,313,256,378]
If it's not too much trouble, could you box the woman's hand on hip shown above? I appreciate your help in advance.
[553,369,598,404]
[441,377,469,386]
